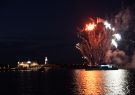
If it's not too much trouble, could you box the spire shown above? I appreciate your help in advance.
[45,57,48,64]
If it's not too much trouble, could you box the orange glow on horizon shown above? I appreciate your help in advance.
[85,23,96,31]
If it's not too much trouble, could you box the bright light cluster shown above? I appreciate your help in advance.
[113,34,121,41]
[104,21,111,29]
[85,23,96,31]
[84,20,122,48]
[103,21,121,48]
[104,21,115,32]
[111,39,118,48]
[111,33,121,48]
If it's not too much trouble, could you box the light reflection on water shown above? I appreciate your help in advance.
[0,69,134,95]
[73,69,129,95]
[104,70,129,95]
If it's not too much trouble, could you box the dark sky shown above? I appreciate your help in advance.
[0,0,134,65]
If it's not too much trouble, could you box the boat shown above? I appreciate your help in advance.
[85,64,118,70]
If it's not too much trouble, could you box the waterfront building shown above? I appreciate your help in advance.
[17,61,39,69]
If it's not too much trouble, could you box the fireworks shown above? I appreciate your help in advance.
[113,33,121,41]
[111,39,118,48]
[104,21,112,30]
[76,18,121,65]
[111,33,121,48]
[85,23,96,31]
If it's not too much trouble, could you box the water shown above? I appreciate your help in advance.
[0,69,135,95]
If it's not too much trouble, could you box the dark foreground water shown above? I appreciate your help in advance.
[0,69,135,95]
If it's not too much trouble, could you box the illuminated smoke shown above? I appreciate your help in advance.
[110,5,135,68]
[129,51,135,68]
[98,5,135,67]
[112,6,135,51]
[114,8,131,33]
[105,49,128,65]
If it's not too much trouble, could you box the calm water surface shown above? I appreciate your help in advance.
[0,69,135,95]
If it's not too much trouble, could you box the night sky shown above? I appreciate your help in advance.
[0,0,134,65]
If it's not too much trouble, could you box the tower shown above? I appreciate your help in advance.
[45,57,48,65]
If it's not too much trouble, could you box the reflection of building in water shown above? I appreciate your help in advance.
[17,61,39,69]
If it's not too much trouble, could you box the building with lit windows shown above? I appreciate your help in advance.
[17,60,39,70]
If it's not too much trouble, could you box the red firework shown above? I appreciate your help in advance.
[76,18,113,66]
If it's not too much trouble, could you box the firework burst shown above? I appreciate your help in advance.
[76,18,121,66]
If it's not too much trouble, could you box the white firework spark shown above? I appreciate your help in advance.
[111,39,118,48]
[103,20,121,48]
[104,21,111,30]
[113,33,122,41]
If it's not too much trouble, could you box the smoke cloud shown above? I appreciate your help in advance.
[114,8,131,33]
[105,49,128,66]
[105,5,135,69]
